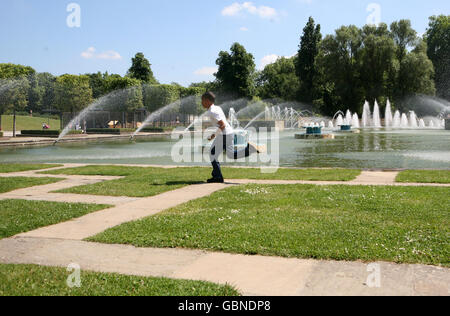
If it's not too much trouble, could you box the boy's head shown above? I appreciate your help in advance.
[202,92,216,109]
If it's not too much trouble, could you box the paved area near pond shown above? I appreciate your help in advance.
[0,164,448,296]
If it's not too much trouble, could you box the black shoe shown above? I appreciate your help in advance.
[207,178,225,183]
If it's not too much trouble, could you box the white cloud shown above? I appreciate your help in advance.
[194,67,218,76]
[260,54,280,70]
[259,53,296,70]
[240,26,249,31]
[222,2,277,19]
[81,47,122,60]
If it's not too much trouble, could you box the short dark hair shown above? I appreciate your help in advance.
[202,92,216,103]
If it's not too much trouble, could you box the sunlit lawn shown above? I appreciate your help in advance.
[0,199,110,239]
[396,170,450,184]
[0,177,63,194]
[89,184,450,267]
[43,165,361,197]
[0,264,240,296]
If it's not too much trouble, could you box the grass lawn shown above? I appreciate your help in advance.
[0,164,62,173]
[0,264,240,296]
[0,177,63,194]
[1,115,60,131]
[0,199,110,239]
[89,184,450,267]
[42,165,361,197]
[396,170,450,184]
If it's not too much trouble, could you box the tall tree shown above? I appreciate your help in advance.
[54,75,93,114]
[104,76,143,112]
[317,25,364,114]
[397,40,436,106]
[0,63,35,133]
[127,53,158,84]
[257,57,300,101]
[215,43,256,98]
[295,17,322,103]
[359,24,397,105]
[426,15,450,101]
[390,20,418,62]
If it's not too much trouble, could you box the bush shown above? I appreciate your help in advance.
[140,127,166,133]
[19,130,83,137]
[86,128,135,135]
[20,130,60,136]
[0,131,3,137]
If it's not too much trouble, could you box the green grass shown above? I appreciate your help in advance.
[42,165,361,197]
[1,115,60,131]
[0,177,63,194]
[0,199,110,239]
[0,164,62,173]
[396,170,450,184]
[89,184,450,267]
[0,264,240,296]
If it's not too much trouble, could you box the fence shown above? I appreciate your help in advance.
[62,110,199,130]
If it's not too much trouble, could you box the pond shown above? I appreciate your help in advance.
[1,129,449,170]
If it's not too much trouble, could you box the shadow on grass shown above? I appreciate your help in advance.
[163,181,206,186]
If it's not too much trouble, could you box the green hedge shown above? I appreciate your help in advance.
[21,130,60,136]
[19,130,83,137]
[140,127,167,133]
[86,128,135,135]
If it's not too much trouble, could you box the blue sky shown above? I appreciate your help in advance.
[1,0,449,86]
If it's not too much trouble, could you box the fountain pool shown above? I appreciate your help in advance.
[1,129,449,169]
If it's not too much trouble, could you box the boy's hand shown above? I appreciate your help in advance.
[208,134,216,141]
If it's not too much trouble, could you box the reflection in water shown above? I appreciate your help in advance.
[0,130,449,169]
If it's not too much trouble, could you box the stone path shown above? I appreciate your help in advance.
[0,164,448,296]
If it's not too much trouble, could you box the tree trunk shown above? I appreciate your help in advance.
[13,108,16,138]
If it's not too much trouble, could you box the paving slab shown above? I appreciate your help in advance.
[0,237,447,296]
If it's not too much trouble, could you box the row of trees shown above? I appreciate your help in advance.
[202,15,449,116]
[1,15,448,128]
[0,53,205,130]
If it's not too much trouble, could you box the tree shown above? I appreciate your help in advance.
[54,75,93,114]
[215,43,256,98]
[257,57,300,101]
[0,63,35,133]
[398,40,435,102]
[127,53,158,84]
[27,72,56,113]
[426,15,450,100]
[142,84,180,113]
[390,20,418,62]
[103,76,144,112]
[359,24,397,105]
[295,17,322,103]
[317,25,365,114]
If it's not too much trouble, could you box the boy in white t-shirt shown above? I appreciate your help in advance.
[202,92,262,183]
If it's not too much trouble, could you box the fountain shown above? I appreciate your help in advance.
[373,101,382,128]
[352,113,360,128]
[362,101,371,127]
[385,99,393,127]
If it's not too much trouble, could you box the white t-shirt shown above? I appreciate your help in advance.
[206,105,234,135]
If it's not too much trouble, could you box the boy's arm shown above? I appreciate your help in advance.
[208,120,226,141]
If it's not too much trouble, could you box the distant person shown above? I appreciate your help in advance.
[202,92,264,183]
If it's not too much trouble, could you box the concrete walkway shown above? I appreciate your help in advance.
[0,164,448,296]
[0,237,448,296]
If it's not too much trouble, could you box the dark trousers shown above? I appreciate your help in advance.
[210,134,251,179]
